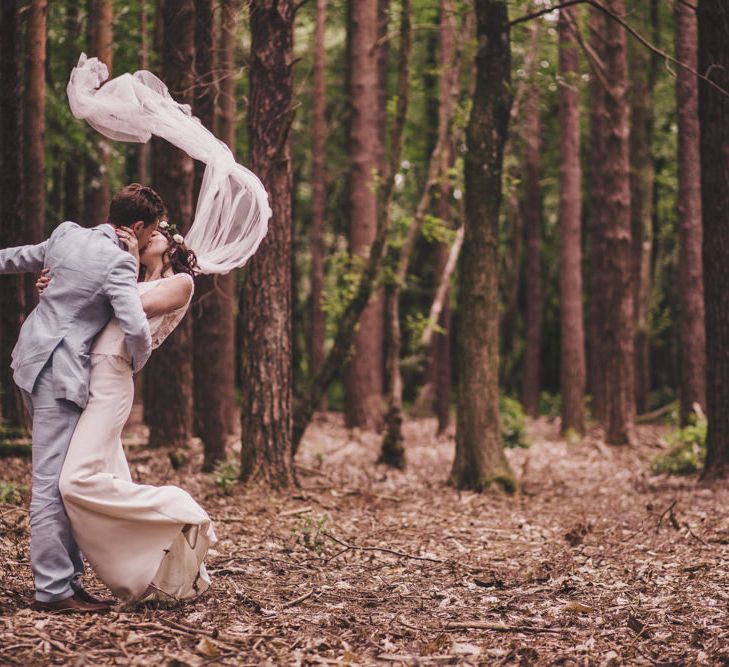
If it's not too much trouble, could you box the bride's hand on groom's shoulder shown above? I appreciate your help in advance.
[115,227,140,269]
[36,268,50,297]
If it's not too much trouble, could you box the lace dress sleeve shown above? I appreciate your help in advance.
[146,274,195,349]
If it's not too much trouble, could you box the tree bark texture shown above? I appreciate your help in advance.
[0,0,28,428]
[145,0,195,449]
[84,0,112,227]
[675,0,706,426]
[697,0,729,479]
[137,0,150,184]
[433,0,457,436]
[628,0,655,415]
[601,0,635,445]
[344,0,385,431]
[64,3,82,223]
[558,8,586,435]
[520,85,543,418]
[587,7,608,425]
[239,0,295,487]
[192,0,235,471]
[309,0,327,404]
[451,0,514,492]
[23,0,47,312]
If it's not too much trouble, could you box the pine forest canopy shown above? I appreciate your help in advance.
[0,0,727,486]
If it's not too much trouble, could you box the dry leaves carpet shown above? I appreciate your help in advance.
[1,414,729,665]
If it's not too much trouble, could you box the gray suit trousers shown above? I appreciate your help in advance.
[21,359,84,602]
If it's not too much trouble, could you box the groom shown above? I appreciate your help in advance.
[0,183,163,612]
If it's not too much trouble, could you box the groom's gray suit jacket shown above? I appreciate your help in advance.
[0,222,152,407]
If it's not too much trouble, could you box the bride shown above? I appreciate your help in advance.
[46,223,216,606]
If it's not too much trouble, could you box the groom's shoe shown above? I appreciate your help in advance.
[31,593,112,613]
[74,587,115,606]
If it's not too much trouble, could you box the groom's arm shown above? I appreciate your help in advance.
[0,241,48,274]
[103,254,152,373]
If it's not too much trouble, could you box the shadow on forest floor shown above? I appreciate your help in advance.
[2,413,729,665]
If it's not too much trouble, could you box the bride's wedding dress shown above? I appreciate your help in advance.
[59,274,216,604]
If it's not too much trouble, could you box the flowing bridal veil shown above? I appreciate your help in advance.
[66,53,271,274]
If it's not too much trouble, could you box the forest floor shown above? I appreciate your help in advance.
[1,412,729,666]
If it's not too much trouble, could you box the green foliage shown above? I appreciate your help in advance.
[0,482,25,505]
[295,515,328,553]
[500,396,530,449]
[214,461,240,495]
[538,392,561,420]
[321,251,366,337]
[650,413,707,476]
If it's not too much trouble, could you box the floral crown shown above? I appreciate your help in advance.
[158,220,185,246]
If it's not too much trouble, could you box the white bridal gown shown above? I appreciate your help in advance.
[59,274,217,604]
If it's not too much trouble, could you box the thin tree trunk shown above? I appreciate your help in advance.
[601,0,635,445]
[558,8,586,435]
[84,0,112,227]
[23,0,47,312]
[675,0,705,426]
[587,7,608,425]
[697,0,729,480]
[0,0,28,429]
[433,0,457,436]
[192,0,234,471]
[451,0,514,492]
[145,0,195,450]
[628,0,655,415]
[137,0,150,184]
[343,0,385,432]
[218,0,239,437]
[239,0,296,487]
[63,3,82,222]
[520,85,543,418]
[309,0,327,408]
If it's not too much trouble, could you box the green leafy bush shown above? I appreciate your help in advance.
[538,392,562,420]
[500,396,530,449]
[214,461,240,495]
[0,482,24,505]
[650,413,707,476]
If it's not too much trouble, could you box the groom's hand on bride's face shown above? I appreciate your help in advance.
[36,268,51,297]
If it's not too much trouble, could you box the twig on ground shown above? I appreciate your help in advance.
[444,621,563,634]
[279,506,313,517]
[322,531,447,564]
[283,588,315,608]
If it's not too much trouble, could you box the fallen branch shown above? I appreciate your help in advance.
[279,506,313,517]
[323,531,446,564]
[444,621,563,634]
[282,588,315,608]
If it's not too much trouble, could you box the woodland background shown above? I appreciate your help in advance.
[2,0,727,490]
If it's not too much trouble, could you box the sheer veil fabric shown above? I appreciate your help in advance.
[66,53,271,275]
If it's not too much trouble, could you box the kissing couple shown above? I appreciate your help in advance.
[0,184,216,612]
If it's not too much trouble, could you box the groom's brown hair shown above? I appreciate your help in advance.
[108,184,166,228]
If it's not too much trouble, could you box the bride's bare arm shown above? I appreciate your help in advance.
[140,275,193,318]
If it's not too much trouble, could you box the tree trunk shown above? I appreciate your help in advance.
[601,0,635,445]
[0,0,28,429]
[63,3,82,223]
[191,0,233,471]
[698,0,729,479]
[587,7,608,425]
[84,0,112,227]
[137,0,150,184]
[520,85,542,418]
[675,0,705,426]
[628,0,656,415]
[309,0,327,408]
[451,0,514,492]
[557,8,586,435]
[433,0,457,436]
[145,0,195,450]
[344,0,385,431]
[239,0,295,487]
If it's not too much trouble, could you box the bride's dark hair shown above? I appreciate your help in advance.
[160,229,198,277]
